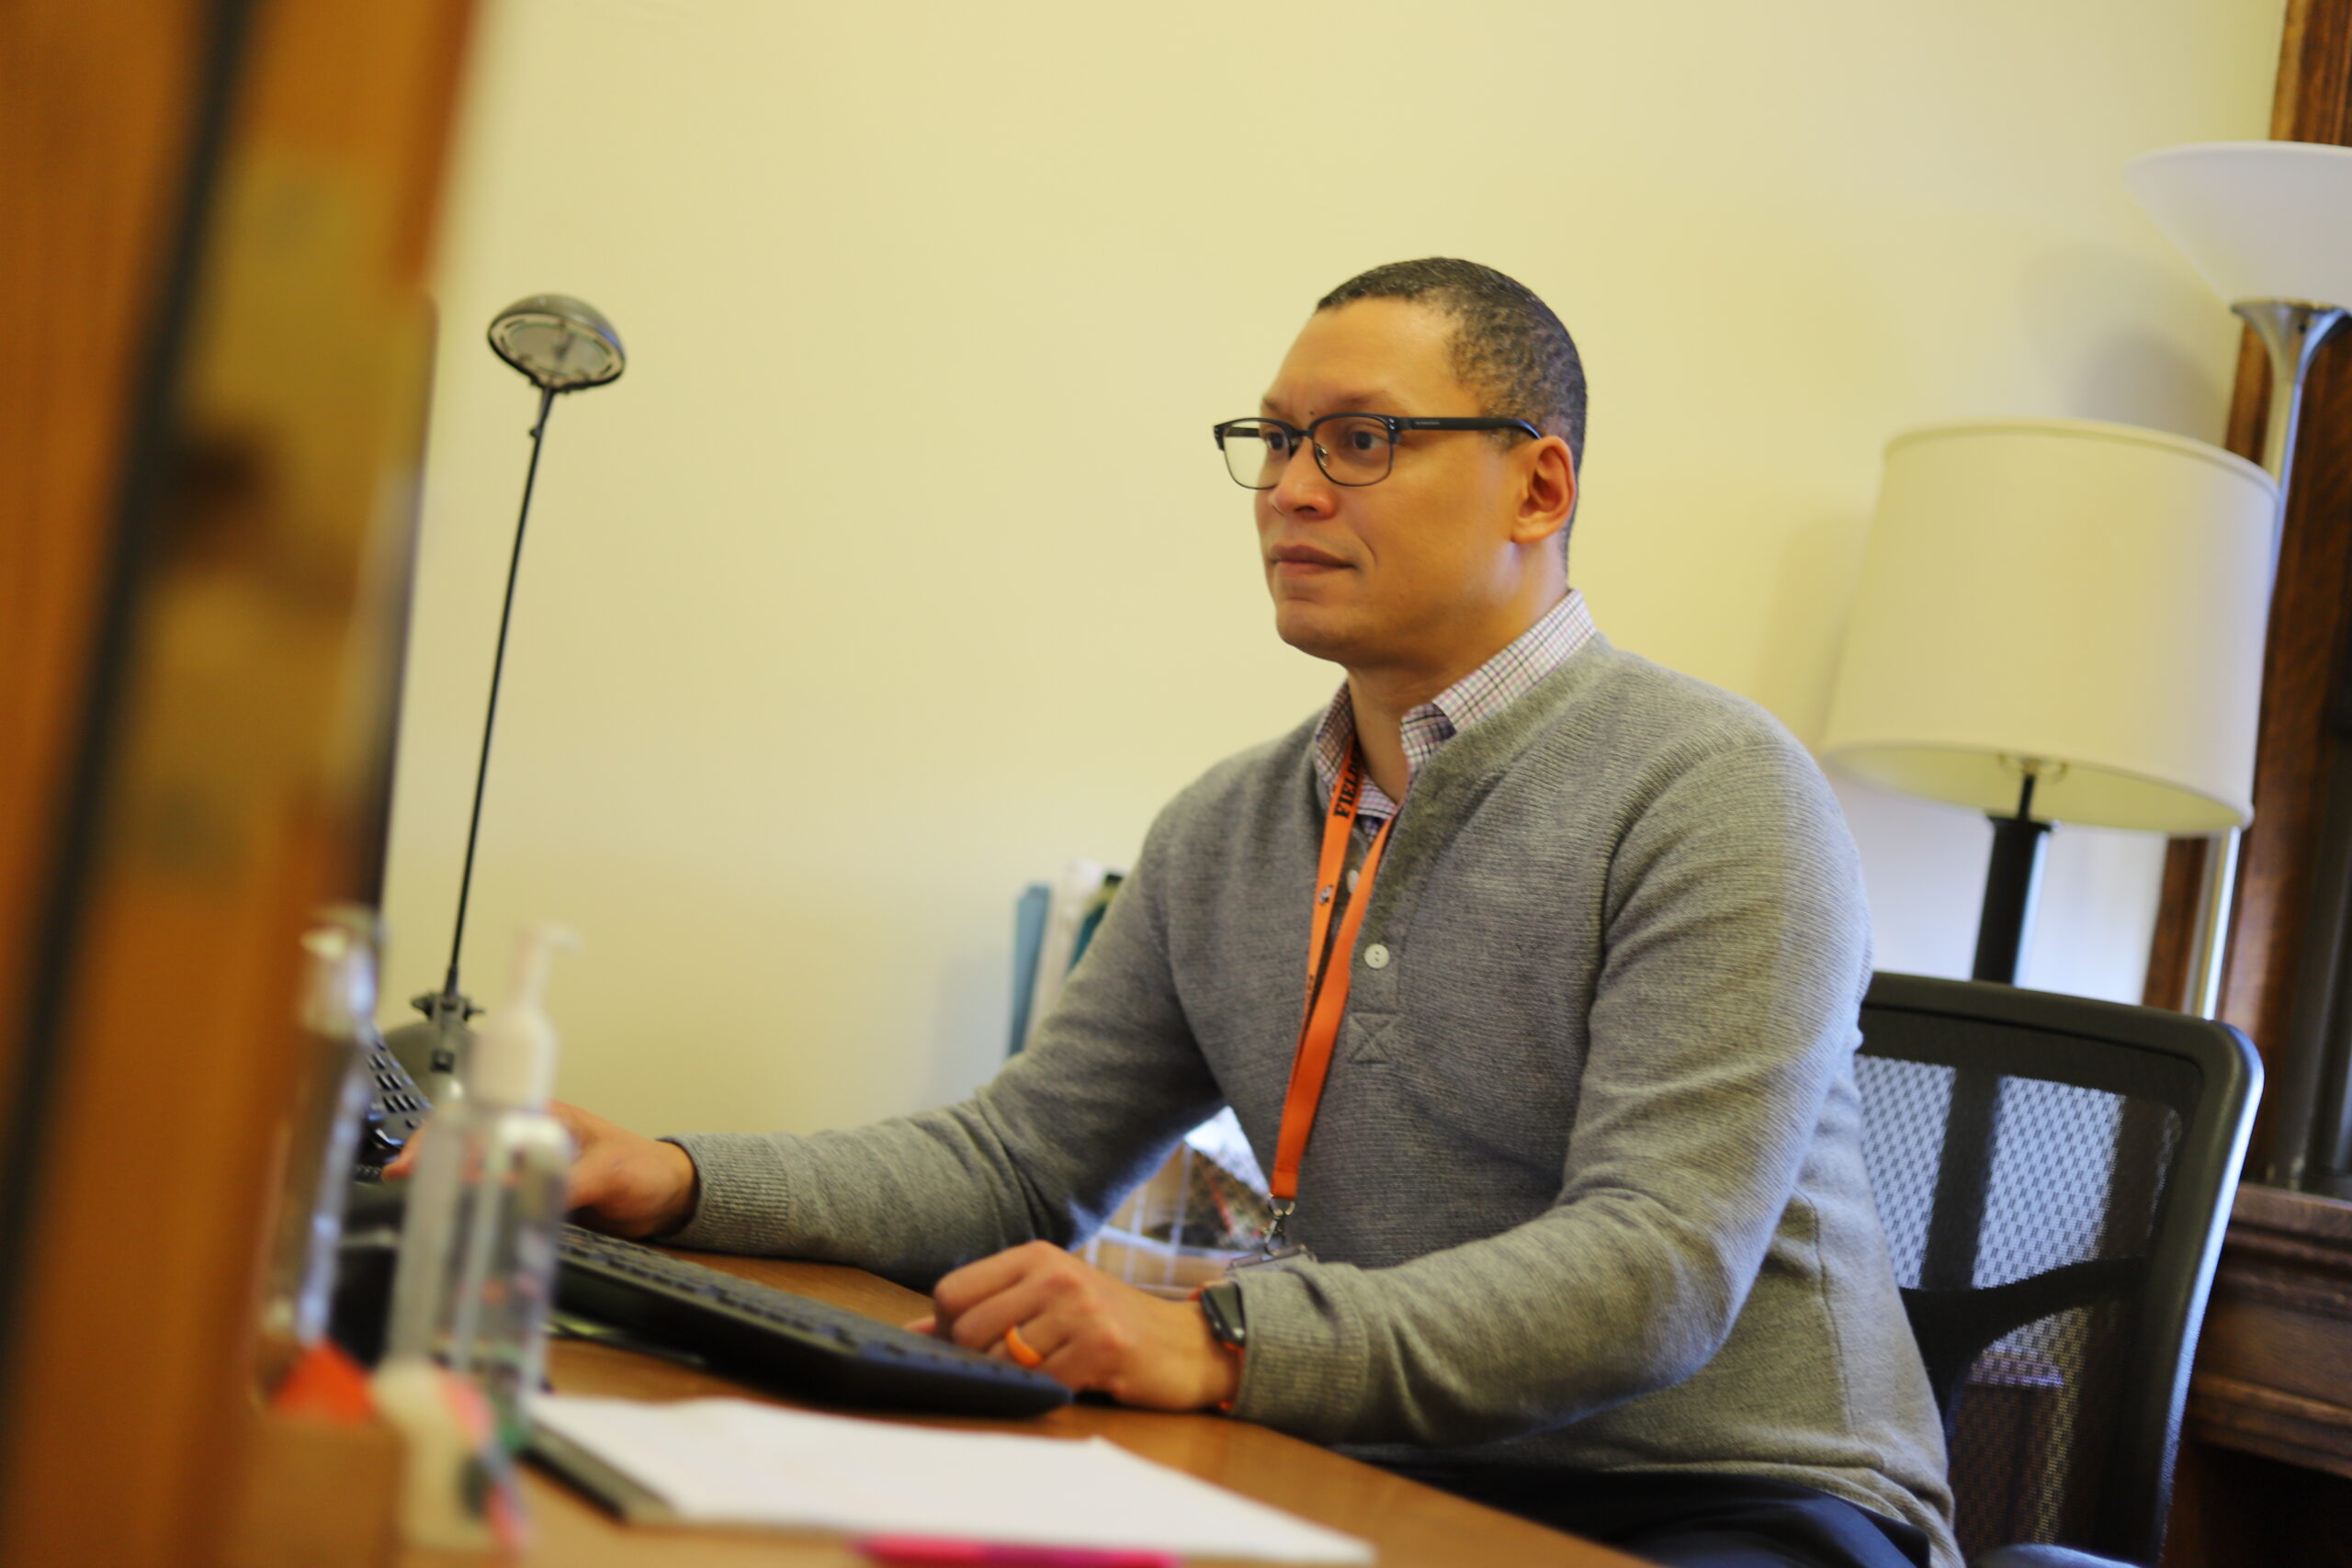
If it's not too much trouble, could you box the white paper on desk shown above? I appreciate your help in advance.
[533,1395,1373,1564]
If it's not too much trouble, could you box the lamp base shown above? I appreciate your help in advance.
[1927,785,2052,1291]
[380,988,477,1107]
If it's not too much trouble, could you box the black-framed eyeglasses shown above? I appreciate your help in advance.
[1211,412,1544,490]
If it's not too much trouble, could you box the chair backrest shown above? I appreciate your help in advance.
[1854,974,2259,1565]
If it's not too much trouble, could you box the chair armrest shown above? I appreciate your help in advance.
[1974,1546,2132,1568]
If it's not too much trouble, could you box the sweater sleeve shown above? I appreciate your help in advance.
[1225,737,1872,1446]
[659,810,1227,1290]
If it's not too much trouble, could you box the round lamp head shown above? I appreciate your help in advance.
[486,294,625,391]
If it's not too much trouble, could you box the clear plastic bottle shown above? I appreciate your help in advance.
[258,908,379,1386]
[386,924,578,1447]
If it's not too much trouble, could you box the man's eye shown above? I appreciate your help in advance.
[1261,428,1295,454]
[1341,423,1385,453]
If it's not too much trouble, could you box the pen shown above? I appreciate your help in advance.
[853,1537,1182,1567]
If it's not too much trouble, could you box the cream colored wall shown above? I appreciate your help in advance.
[384,0,2286,1135]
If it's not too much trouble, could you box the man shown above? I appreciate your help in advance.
[546,260,1957,1568]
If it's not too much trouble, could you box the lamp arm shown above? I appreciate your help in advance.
[441,382,559,1005]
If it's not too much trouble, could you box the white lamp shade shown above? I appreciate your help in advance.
[1820,419,2275,833]
[2127,141,2352,309]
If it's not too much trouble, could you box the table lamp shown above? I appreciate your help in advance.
[1822,419,2272,1289]
[2125,141,2352,1015]
[380,295,626,1102]
[1821,418,2274,989]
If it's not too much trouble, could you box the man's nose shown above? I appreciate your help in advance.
[1270,439,1334,518]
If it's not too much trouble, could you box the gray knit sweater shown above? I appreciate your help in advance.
[668,636,1958,1566]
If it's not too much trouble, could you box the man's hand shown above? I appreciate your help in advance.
[386,1099,699,1239]
[909,1242,1241,1412]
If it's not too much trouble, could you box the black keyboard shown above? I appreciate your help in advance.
[553,1225,1071,1417]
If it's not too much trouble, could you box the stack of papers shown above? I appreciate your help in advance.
[532,1396,1373,1564]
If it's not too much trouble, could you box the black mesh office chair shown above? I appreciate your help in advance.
[1854,973,2260,1568]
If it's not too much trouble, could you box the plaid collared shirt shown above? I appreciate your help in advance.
[1312,589,1597,830]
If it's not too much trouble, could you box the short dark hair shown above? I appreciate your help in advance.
[1316,258,1586,469]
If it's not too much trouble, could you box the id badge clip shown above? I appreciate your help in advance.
[1227,1200,1315,1273]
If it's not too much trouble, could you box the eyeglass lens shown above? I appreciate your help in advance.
[1222,417,1395,489]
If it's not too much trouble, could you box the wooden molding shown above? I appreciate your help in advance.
[2188,1373,2352,1483]
[2187,1185,2352,1481]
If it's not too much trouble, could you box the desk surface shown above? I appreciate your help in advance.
[436,1245,1644,1568]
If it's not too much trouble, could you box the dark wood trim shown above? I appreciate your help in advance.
[0,0,215,1243]
[2171,1186,2352,1563]
[2145,837,2210,1019]
[2277,0,2352,145]
[2187,1188,2352,1474]
[2188,1374,2352,1481]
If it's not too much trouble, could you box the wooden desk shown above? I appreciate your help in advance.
[460,1246,1645,1568]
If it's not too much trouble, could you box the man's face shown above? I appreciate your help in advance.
[1253,299,1546,676]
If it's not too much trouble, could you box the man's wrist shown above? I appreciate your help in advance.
[1204,1336,1242,1409]
[654,1139,701,1235]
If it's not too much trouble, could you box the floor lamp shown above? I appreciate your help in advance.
[1821,418,2273,1283]
[2126,141,2352,1019]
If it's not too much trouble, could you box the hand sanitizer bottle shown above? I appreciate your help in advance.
[258,908,379,1386]
[386,923,578,1447]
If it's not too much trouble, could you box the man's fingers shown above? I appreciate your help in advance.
[1034,1330,1105,1390]
[930,1239,1059,1320]
[938,1270,1061,1356]
[1005,1319,1075,1372]
[928,1246,1135,1380]
[930,1244,1058,1348]
[918,1246,1222,1406]
[548,1098,615,1149]
[562,1145,619,1212]
[383,1111,435,1179]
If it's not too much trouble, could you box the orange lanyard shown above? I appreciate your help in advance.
[1261,751,1396,1249]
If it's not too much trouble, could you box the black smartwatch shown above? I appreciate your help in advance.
[1199,1280,1247,1350]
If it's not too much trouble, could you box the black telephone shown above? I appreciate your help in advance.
[334,1028,430,1359]
[354,1024,432,1181]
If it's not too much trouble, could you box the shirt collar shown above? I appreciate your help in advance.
[1311,588,1598,818]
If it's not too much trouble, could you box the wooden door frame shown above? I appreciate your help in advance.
[0,3,474,1562]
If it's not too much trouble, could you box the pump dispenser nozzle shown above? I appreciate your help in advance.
[469,924,578,1109]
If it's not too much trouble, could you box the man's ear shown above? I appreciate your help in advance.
[1510,434,1576,549]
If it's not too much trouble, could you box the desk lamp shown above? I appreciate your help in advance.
[2125,141,2352,1017]
[1821,420,2271,1288]
[381,295,625,1102]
